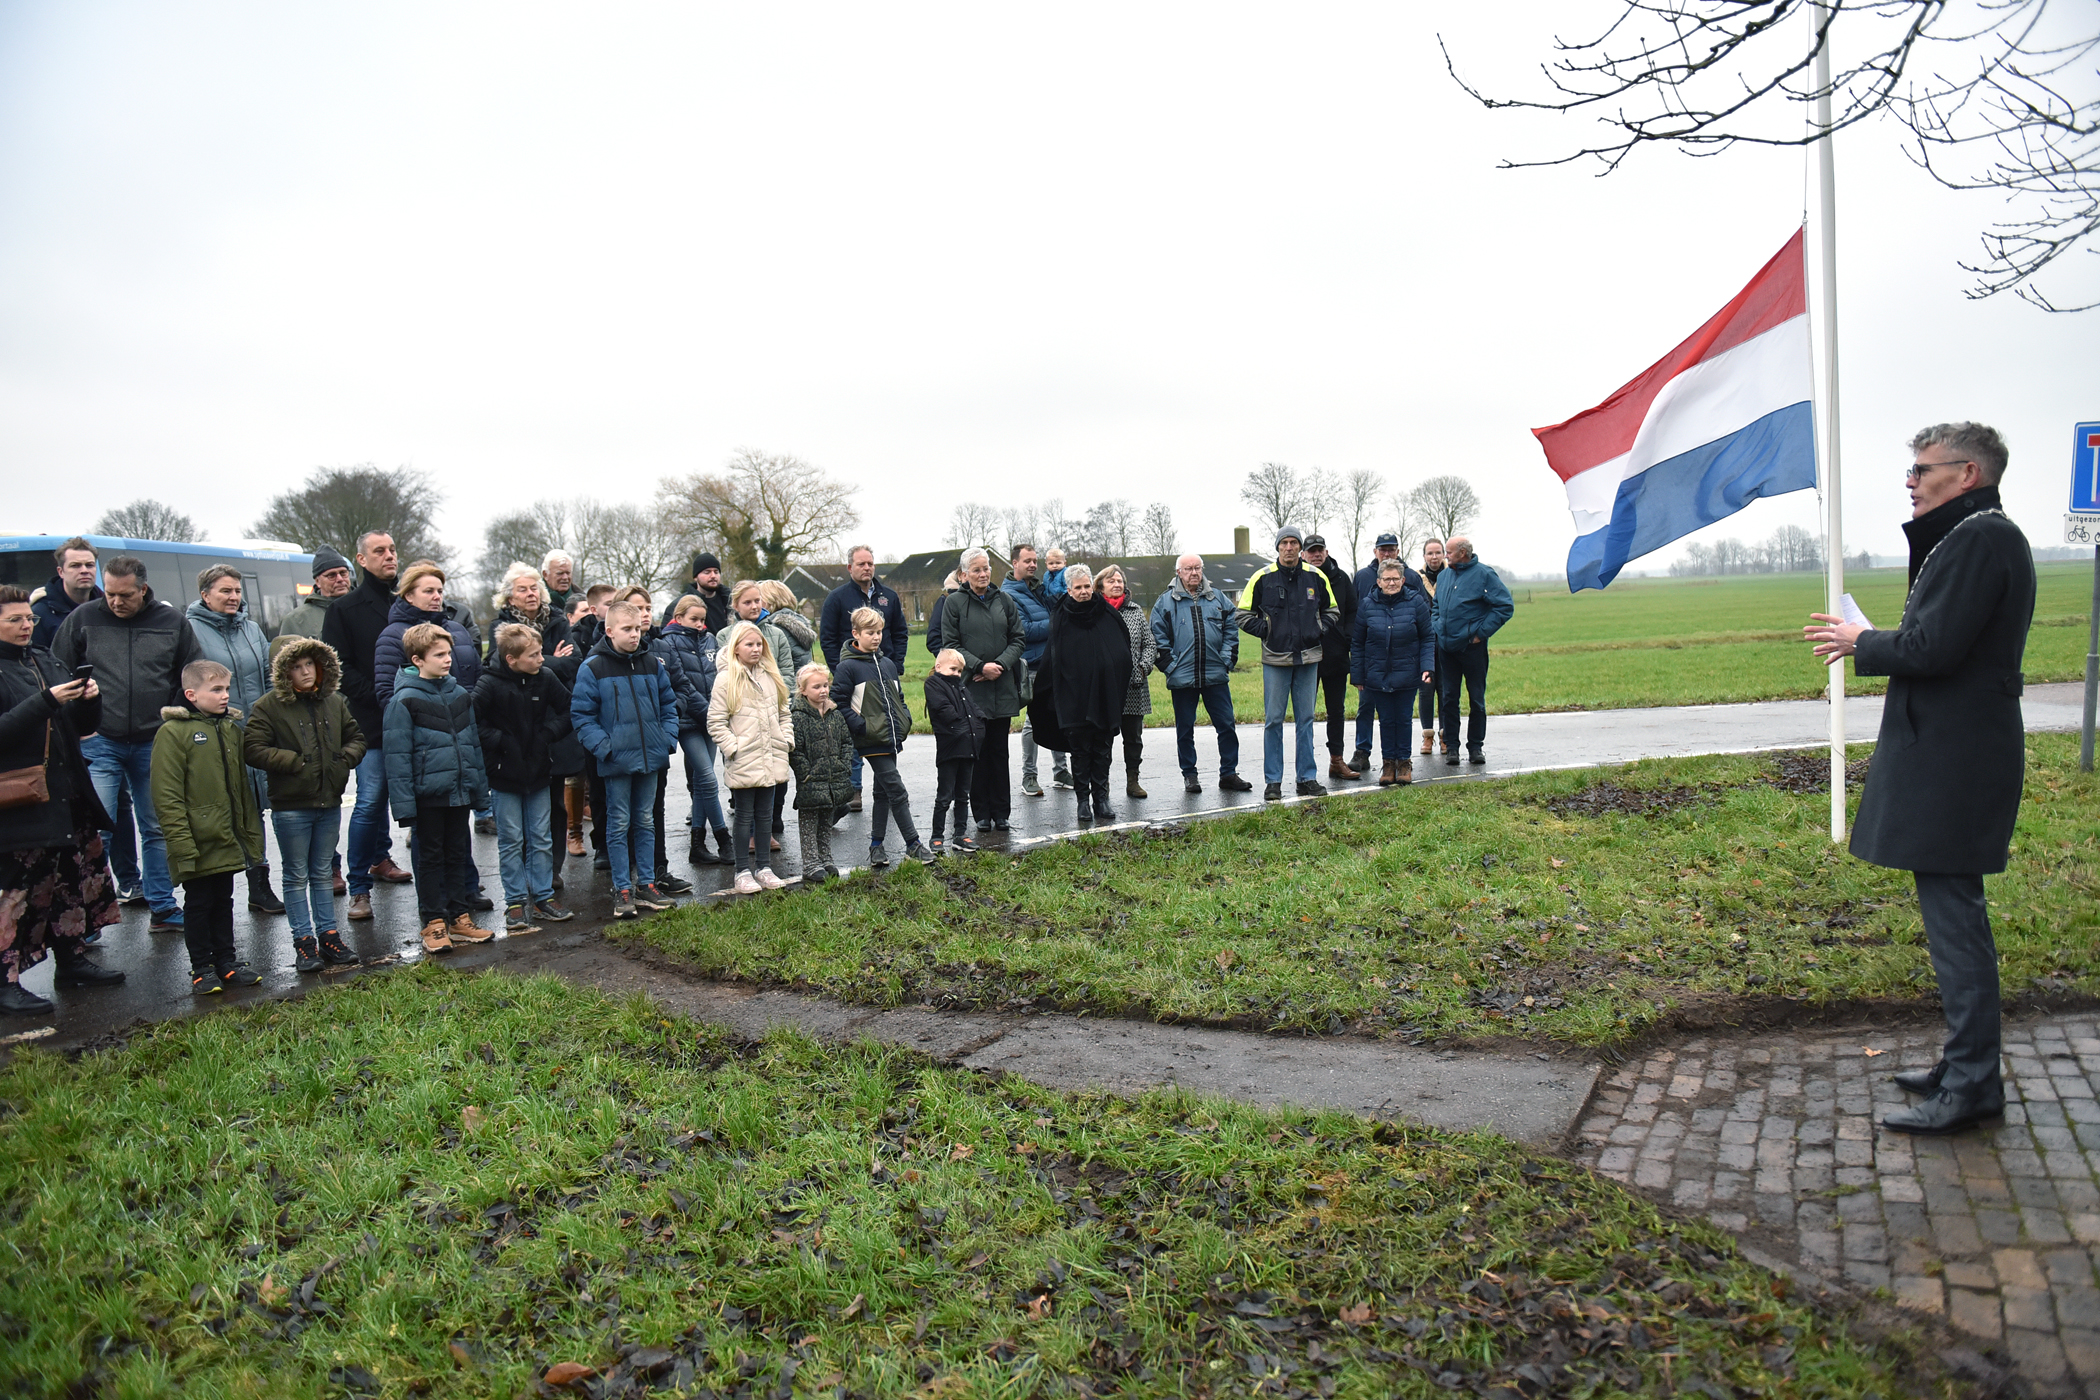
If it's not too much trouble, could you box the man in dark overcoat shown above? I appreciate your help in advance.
[1805,421,2036,1135]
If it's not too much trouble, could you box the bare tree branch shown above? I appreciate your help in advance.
[658,448,862,582]
[1239,463,1307,536]
[96,499,205,543]
[1340,469,1386,570]
[1409,475,1483,541]
[1446,0,2100,309]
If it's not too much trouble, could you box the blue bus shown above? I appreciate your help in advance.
[0,534,318,637]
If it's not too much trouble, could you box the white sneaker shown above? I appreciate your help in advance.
[755,868,787,890]
[733,872,762,895]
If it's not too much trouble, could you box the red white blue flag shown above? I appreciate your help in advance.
[1535,229,1817,592]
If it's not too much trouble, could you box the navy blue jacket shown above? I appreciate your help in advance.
[30,576,100,652]
[1351,584,1436,691]
[1353,561,1424,611]
[1001,576,1053,665]
[570,638,678,776]
[384,670,490,819]
[654,623,718,736]
[830,644,912,756]
[374,598,482,715]
[819,577,910,671]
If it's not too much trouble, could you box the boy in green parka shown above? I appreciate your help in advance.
[151,659,266,995]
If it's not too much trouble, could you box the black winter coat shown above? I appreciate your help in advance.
[30,577,100,652]
[321,572,401,744]
[0,641,108,856]
[474,667,575,793]
[48,590,203,744]
[787,696,857,811]
[1039,593,1133,749]
[1314,558,1357,677]
[1850,486,2036,874]
[487,604,577,683]
[923,671,984,763]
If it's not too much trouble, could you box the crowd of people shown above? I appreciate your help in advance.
[0,520,1513,1016]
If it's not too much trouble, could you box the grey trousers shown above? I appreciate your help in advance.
[1020,716,1065,782]
[1917,871,2002,1098]
[796,810,836,878]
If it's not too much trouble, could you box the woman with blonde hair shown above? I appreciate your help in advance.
[707,620,793,892]
[756,581,817,675]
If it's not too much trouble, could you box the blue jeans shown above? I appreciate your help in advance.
[678,731,727,834]
[82,735,172,912]
[1261,662,1320,786]
[602,770,656,893]
[493,787,553,907]
[346,747,392,895]
[1362,685,1419,760]
[272,807,340,941]
[1170,683,1239,776]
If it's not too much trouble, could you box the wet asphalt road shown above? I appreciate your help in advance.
[10,683,2086,1050]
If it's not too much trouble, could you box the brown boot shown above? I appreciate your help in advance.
[419,919,453,955]
[347,892,374,921]
[1420,731,1434,756]
[1329,755,1362,782]
[448,913,494,944]
[370,858,413,885]
[1379,759,1399,787]
[1396,759,1413,784]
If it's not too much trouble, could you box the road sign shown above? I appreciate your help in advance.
[2076,421,2100,513]
[2070,515,2100,546]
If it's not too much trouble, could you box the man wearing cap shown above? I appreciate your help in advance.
[278,546,354,641]
[1300,534,1361,783]
[662,552,730,635]
[1346,532,1424,773]
[1236,526,1339,801]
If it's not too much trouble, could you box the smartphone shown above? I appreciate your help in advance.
[72,664,93,682]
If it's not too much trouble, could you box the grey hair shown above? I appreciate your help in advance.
[1378,559,1406,575]
[1910,422,2008,484]
[959,547,990,572]
[540,549,573,573]
[356,529,392,556]
[494,562,544,614]
[846,544,876,565]
[1064,562,1094,587]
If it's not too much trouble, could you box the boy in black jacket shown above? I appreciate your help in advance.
[923,648,983,853]
[474,625,578,933]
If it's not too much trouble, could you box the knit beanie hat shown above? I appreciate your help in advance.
[311,546,351,579]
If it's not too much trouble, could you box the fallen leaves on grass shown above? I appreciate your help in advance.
[461,1105,486,1134]
[543,1360,596,1386]
[1337,1302,1375,1324]
[1215,949,1237,971]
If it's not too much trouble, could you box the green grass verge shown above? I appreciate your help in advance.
[0,967,1944,1397]
[629,734,2100,1047]
[894,562,2094,727]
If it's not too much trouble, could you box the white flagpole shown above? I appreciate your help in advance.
[1809,1,1847,843]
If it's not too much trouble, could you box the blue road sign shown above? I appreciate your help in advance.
[2077,421,2100,513]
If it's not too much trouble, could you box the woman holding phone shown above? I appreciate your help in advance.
[0,584,126,1014]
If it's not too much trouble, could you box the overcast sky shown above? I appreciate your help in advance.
[1,2,2091,580]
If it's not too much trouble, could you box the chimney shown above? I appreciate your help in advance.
[1233,526,1250,555]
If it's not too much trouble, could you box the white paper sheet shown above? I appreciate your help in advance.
[1839,592,1874,630]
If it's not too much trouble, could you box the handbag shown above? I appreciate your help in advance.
[1016,656,1034,702]
[0,721,52,810]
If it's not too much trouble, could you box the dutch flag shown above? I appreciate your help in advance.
[1535,228,1818,592]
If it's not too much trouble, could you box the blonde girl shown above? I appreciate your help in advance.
[707,620,793,892]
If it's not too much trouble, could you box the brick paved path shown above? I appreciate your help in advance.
[1575,1013,2100,1398]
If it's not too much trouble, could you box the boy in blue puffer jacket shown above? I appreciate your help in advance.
[571,601,681,919]
[384,623,493,955]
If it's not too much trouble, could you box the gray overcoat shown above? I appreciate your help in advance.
[1850,486,2035,875]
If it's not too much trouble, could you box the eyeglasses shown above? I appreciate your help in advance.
[1906,459,1973,482]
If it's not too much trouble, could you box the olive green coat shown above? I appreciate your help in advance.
[150,704,265,884]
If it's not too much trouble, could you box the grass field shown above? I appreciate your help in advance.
[630,734,2100,1047]
[0,967,1948,1398]
[888,560,2094,730]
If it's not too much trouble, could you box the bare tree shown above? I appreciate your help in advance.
[587,502,689,597]
[95,499,205,543]
[253,465,447,564]
[1299,468,1339,537]
[1076,499,1140,556]
[1338,469,1385,569]
[1039,498,1079,552]
[1446,0,2100,310]
[1239,462,1307,536]
[1389,485,1431,561]
[1001,503,1043,555]
[945,501,1003,550]
[1410,475,1483,541]
[1140,502,1178,556]
[659,448,861,582]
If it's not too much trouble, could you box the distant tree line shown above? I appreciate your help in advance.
[1669,526,1868,577]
